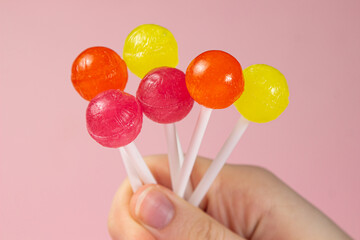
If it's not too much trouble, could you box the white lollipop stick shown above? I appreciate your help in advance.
[175,106,212,197]
[119,147,142,192]
[123,142,157,184]
[165,123,180,190]
[176,132,184,166]
[188,116,250,206]
[176,131,194,199]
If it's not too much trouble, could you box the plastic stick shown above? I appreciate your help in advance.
[165,123,180,190]
[123,142,157,184]
[175,106,212,197]
[119,147,142,192]
[176,132,184,166]
[188,116,250,206]
[176,131,193,199]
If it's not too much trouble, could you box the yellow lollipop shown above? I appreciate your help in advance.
[123,24,179,78]
[124,24,181,192]
[234,64,289,123]
[189,64,289,206]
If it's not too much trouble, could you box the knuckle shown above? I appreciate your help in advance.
[250,165,276,180]
[188,217,225,240]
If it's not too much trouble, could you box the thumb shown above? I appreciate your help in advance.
[130,184,244,240]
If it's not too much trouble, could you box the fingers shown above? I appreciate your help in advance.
[214,165,352,240]
[107,155,184,240]
[108,155,235,240]
[144,154,213,209]
[129,184,246,240]
[108,179,155,240]
[108,155,267,239]
[144,154,211,190]
[109,155,352,240]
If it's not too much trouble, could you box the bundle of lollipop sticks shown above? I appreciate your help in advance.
[71,24,289,207]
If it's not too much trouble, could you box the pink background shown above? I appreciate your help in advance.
[1,0,360,239]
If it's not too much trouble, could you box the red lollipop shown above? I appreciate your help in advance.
[86,89,156,185]
[136,67,194,191]
[86,89,142,148]
[137,67,194,124]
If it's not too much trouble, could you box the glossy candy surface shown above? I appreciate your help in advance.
[71,47,128,101]
[86,89,142,148]
[123,24,178,78]
[234,64,289,123]
[136,67,194,124]
[185,50,244,109]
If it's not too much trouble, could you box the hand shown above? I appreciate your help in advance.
[108,155,351,240]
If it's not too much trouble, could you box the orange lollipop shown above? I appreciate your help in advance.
[186,50,244,109]
[175,50,244,198]
[71,46,128,101]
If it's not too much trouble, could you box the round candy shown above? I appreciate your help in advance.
[234,64,289,123]
[136,67,194,124]
[185,50,244,109]
[123,24,178,78]
[86,89,142,148]
[71,46,128,101]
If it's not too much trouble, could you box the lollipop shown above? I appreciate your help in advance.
[125,24,185,192]
[234,64,289,123]
[123,24,178,78]
[71,46,128,101]
[188,64,289,206]
[136,67,193,124]
[137,67,194,190]
[175,50,244,197]
[86,89,156,186]
[71,46,145,190]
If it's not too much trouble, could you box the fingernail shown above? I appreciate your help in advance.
[135,186,175,229]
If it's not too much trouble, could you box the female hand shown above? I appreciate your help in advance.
[108,155,351,240]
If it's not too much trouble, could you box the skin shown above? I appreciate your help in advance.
[108,155,351,240]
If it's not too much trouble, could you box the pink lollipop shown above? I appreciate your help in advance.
[137,67,194,192]
[86,89,156,186]
[87,90,142,148]
[137,67,193,124]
